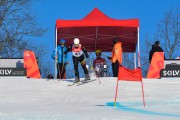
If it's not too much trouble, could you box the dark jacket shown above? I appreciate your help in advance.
[149,44,164,63]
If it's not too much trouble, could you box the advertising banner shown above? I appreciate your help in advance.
[0,68,26,76]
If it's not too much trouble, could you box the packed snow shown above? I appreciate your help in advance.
[0,76,180,120]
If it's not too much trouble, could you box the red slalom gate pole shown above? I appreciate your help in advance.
[114,78,119,107]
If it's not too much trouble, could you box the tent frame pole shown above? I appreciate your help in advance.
[55,27,58,79]
[138,27,140,68]
[134,53,136,68]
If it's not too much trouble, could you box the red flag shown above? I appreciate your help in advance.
[118,66,142,81]
[114,66,145,107]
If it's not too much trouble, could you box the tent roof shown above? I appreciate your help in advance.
[56,8,139,52]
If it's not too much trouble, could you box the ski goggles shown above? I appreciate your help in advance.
[74,44,79,47]
[60,42,65,45]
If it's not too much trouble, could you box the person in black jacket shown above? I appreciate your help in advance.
[154,41,164,52]
[149,41,164,63]
[149,44,156,63]
[64,38,90,83]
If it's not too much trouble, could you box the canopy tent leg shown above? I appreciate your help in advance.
[134,53,136,69]
[137,27,141,68]
[55,28,58,79]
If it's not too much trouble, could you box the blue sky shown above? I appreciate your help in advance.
[32,0,179,77]
[34,0,179,52]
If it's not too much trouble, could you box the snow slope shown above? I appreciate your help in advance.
[0,76,180,120]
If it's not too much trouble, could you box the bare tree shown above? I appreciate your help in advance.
[157,7,180,59]
[0,0,47,57]
[0,0,50,78]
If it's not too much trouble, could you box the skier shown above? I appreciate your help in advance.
[64,38,90,83]
[51,39,70,79]
[93,50,107,77]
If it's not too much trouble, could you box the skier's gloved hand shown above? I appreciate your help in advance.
[107,56,111,59]
[85,53,89,58]
[64,51,67,55]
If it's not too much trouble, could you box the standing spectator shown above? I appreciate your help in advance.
[149,41,164,63]
[107,38,122,77]
[51,39,70,79]
[154,41,164,52]
[64,38,90,83]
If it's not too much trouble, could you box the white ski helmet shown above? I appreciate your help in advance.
[74,38,80,44]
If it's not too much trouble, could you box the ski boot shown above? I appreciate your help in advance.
[74,77,80,83]
[84,74,90,81]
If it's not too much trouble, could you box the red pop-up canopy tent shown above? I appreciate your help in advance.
[55,8,141,71]
[56,8,140,53]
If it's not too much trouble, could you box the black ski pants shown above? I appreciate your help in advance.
[73,55,88,78]
[57,63,66,79]
[112,60,119,77]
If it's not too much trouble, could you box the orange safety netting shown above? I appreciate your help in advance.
[147,52,164,78]
[24,51,41,79]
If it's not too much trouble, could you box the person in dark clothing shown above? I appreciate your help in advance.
[149,44,156,63]
[154,41,164,52]
[149,41,164,63]
[64,38,90,83]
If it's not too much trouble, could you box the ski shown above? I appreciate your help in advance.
[76,79,96,86]
[67,82,81,86]
[67,79,96,86]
